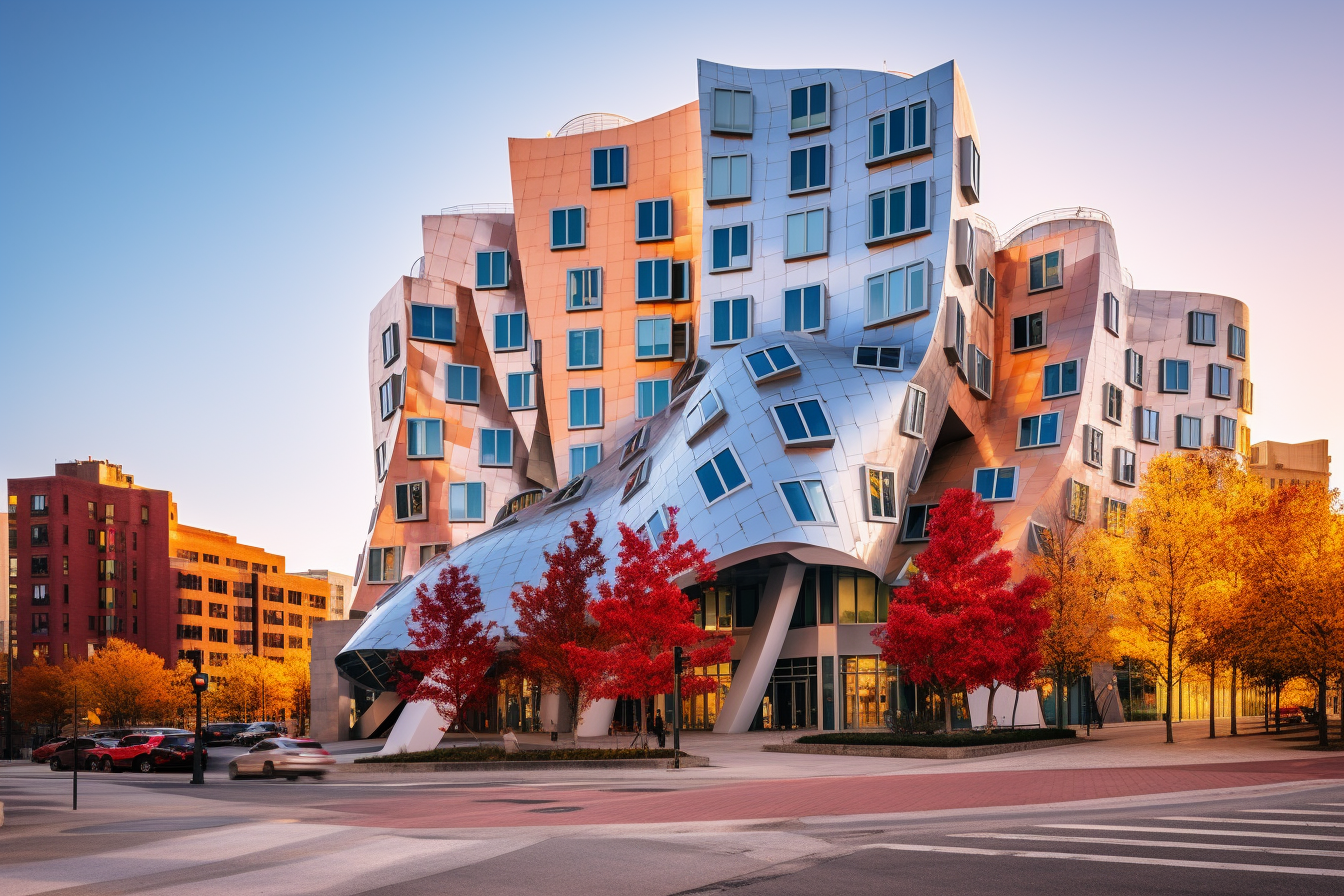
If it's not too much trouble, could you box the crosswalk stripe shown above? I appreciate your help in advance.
[1038,824,1344,843]
[952,832,1344,859]
[861,843,1344,876]
[1240,810,1344,817]
[1159,816,1344,829]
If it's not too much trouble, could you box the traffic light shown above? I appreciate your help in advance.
[191,672,209,693]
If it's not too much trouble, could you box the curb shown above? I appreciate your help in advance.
[335,754,711,774]
[763,738,1081,760]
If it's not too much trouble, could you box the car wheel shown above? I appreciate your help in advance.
[100,758,113,772]
[262,761,275,779]
[285,774,298,781]
[136,757,154,774]
[86,756,98,771]
[49,757,62,771]
[227,762,240,780]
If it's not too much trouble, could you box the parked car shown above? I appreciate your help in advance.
[146,734,209,771]
[227,738,333,780]
[48,737,118,771]
[1275,705,1307,725]
[231,722,285,746]
[91,733,182,773]
[203,722,250,746]
[32,737,69,763]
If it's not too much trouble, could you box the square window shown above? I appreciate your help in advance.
[1188,311,1218,346]
[1104,498,1129,535]
[977,267,996,312]
[865,259,930,325]
[1139,408,1160,444]
[959,134,981,202]
[711,296,752,345]
[1042,359,1079,398]
[1018,412,1062,448]
[1228,324,1247,360]
[777,479,835,524]
[1103,292,1121,335]
[1011,311,1046,351]
[1028,250,1063,292]
[406,418,444,459]
[643,507,669,544]
[410,303,455,342]
[708,152,751,202]
[709,223,751,272]
[591,146,627,189]
[568,387,603,429]
[902,503,937,542]
[1209,363,1232,400]
[711,87,753,135]
[695,445,750,505]
[973,466,1019,502]
[567,267,602,310]
[367,546,403,583]
[550,206,585,249]
[636,316,673,360]
[684,389,726,441]
[954,218,976,285]
[771,398,834,447]
[743,343,801,384]
[1065,479,1090,523]
[1084,424,1104,468]
[789,82,829,132]
[635,257,675,302]
[636,198,672,242]
[447,482,486,522]
[863,466,901,522]
[1114,447,1137,486]
[507,372,536,410]
[783,283,825,333]
[1214,415,1237,450]
[619,424,650,468]
[1159,359,1190,393]
[480,428,514,467]
[569,444,601,477]
[636,378,671,419]
[381,323,400,367]
[379,373,403,420]
[476,250,509,289]
[1125,349,1144,389]
[394,481,427,522]
[854,345,903,371]
[785,208,828,259]
[1176,414,1202,449]
[868,100,930,163]
[788,144,829,193]
[445,363,480,404]
[969,345,992,399]
[900,385,927,437]
[567,328,603,369]
[494,312,527,352]
[867,181,930,243]
[620,457,652,503]
[1103,382,1123,424]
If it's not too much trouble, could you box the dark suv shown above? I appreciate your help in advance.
[203,723,250,746]
[231,722,284,746]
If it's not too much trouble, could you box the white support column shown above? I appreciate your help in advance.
[576,698,616,737]
[713,562,805,734]
[378,700,449,755]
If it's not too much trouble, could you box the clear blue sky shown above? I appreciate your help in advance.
[2,0,1340,572]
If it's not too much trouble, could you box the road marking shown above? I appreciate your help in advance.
[1158,816,1344,829]
[1240,809,1344,817]
[861,843,1344,876]
[1038,824,1344,843]
[952,832,1344,859]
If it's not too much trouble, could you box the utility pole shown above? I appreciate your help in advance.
[672,646,682,769]
[190,650,208,786]
[72,679,78,811]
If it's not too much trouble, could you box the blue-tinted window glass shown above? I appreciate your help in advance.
[870,194,886,240]
[730,224,748,260]
[809,145,826,187]
[911,102,927,147]
[551,209,565,247]
[780,481,815,521]
[994,468,1016,500]
[697,461,725,503]
[609,147,624,184]
[775,404,807,441]
[713,300,731,342]
[890,107,906,152]
[637,260,653,299]
[569,390,583,426]
[889,186,906,235]
[1062,361,1077,393]
[747,352,773,379]
[1029,256,1044,291]
[434,307,454,341]
[638,202,652,240]
[870,117,885,158]
[784,289,801,332]
[798,400,830,436]
[1041,413,1059,444]
[492,252,506,286]
[803,285,822,330]
[731,297,748,340]
[809,84,826,122]
[713,227,730,269]
[1043,366,1060,397]
[585,388,601,425]
[467,483,483,520]
[654,199,669,237]
[654,259,669,297]
[791,88,807,126]
[715,449,746,492]
[411,305,433,339]
[592,148,608,187]
[909,181,927,230]
[974,469,995,500]
[567,208,581,243]
[765,345,795,371]
[790,149,807,192]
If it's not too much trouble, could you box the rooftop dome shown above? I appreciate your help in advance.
[554,112,634,137]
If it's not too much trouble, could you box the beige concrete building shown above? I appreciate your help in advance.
[1249,439,1330,489]
[294,569,355,621]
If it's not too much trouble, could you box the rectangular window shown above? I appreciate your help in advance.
[790,82,829,132]
[378,373,402,420]
[406,418,443,458]
[32,584,50,605]
[1114,447,1137,486]
[636,198,672,242]
[864,466,900,522]
[1018,412,1062,448]
[447,482,486,522]
[671,260,691,302]
[1028,250,1063,292]
[960,134,981,202]
[381,323,400,367]
[418,543,449,566]
[867,181,930,243]
[178,572,202,590]
[635,257,675,301]
[566,267,602,310]
[410,303,455,343]
[480,429,514,467]
[853,345,903,371]
[591,145,626,189]
[569,444,601,477]
[1011,311,1046,351]
[1214,415,1237,450]
[1138,408,1159,444]
[954,218,976,285]
[671,321,691,362]
[865,260,930,325]
[1176,414,1202,449]
[1084,424,1104,468]
[788,144,829,193]
[1228,324,1247,360]
[711,296,751,345]
[709,223,751,272]
[1104,498,1129,536]
[695,446,750,505]
[1125,349,1144,389]
[31,494,47,514]
[1065,479,1090,523]
[394,480,426,522]
[869,100,930,163]
[711,87,753,135]
[969,345,992,398]
[494,312,527,352]
[944,299,966,366]
[636,379,671,419]
[1209,363,1232,400]
[619,424,650,468]
[743,343,801,384]
[550,206,585,249]
[1159,358,1190,393]
[1240,379,1254,413]
[1188,310,1218,346]
[209,628,228,643]
[506,372,536,410]
[635,316,673,360]
[977,267,996,312]
[1103,292,1121,335]
[684,389,725,441]
[620,458,652,503]
[177,624,203,641]
[445,363,480,404]
[783,283,825,333]
[375,441,388,480]
[973,466,1019,502]
[707,152,750,201]
[777,479,835,524]
[567,328,603,369]
[902,503,937,542]
[568,387,603,429]
[368,546,399,584]
[1103,383,1123,425]
[900,385,928,438]
[1042,359,1079,398]
[644,507,668,544]
[785,208,827,259]
[475,250,509,289]
[771,399,834,447]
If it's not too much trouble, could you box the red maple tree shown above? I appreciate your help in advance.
[873,488,1049,733]
[510,511,610,744]
[564,508,731,749]
[391,561,499,739]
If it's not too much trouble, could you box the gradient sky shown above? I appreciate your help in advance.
[2,0,1340,573]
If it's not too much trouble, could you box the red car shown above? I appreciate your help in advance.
[32,737,70,763]
[92,733,188,773]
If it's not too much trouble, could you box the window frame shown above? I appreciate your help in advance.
[959,134,981,202]
[506,371,536,410]
[409,302,456,343]
[618,423,651,469]
[550,205,586,250]
[1176,414,1202,450]
[406,418,444,460]
[566,327,603,370]
[444,363,481,405]
[1188,310,1218,346]
[867,99,932,165]
[569,443,601,478]
[567,387,604,430]
[710,296,752,346]
[707,151,752,202]
[590,145,627,190]
[1011,310,1047,352]
[977,267,996,313]
[479,428,514,468]
[378,373,403,421]
[900,385,928,438]
[1114,446,1137,487]
[902,502,937,542]
[862,465,901,523]
[1139,407,1160,445]
[708,222,752,273]
[1214,414,1237,450]
[784,207,829,260]
[853,345,903,371]
[393,480,428,522]
[620,457,652,504]
[1103,292,1121,336]
[1065,478,1090,523]
[1125,348,1144,390]
[742,343,802,385]
[635,197,673,243]
[566,267,602,311]
[972,465,1020,503]
[493,311,528,353]
[1017,411,1063,449]
[787,143,830,194]
[711,87,753,136]
[1228,324,1247,360]
[969,345,993,399]
[770,398,836,448]
[864,259,931,326]
[1209,363,1233,400]
[783,282,826,334]
[475,249,510,290]
[1042,359,1080,399]
[865,180,932,245]
[1083,424,1104,468]
[635,315,674,361]
[1027,250,1063,293]
[366,546,403,584]
[550,475,590,508]
[694,444,752,506]
[775,478,837,526]
[1103,382,1123,425]
[788,81,830,134]
[381,323,400,368]
[684,388,726,442]
[1159,358,1190,394]
[636,377,672,419]
[447,481,486,522]
[635,257,677,302]
[1104,497,1129,536]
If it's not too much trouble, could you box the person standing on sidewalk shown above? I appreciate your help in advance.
[653,711,666,749]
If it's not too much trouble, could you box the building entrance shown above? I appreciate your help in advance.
[756,657,817,730]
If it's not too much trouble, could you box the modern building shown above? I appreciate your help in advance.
[337,59,1253,744]
[294,569,355,621]
[7,459,333,672]
[1248,439,1329,489]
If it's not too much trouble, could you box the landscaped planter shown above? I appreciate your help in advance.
[765,728,1080,760]
[341,747,709,773]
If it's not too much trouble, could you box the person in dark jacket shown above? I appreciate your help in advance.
[653,710,666,748]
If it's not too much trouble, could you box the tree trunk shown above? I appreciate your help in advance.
[1318,674,1329,748]
[568,690,581,748]
[940,685,953,734]
[1165,639,1175,744]
[1274,681,1282,734]
[1209,659,1217,740]
[1011,688,1021,729]
[638,696,647,754]
[1230,664,1238,737]
[985,682,999,731]
[1056,672,1065,730]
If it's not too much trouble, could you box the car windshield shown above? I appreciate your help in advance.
[162,736,196,747]
[277,740,321,749]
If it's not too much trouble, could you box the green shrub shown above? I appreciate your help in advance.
[794,728,1077,748]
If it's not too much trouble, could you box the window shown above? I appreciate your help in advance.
[507,372,536,410]
[32,584,50,605]
[567,328,602,369]
[743,343,801,384]
[568,387,603,429]
[550,206,585,249]
[1028,250,1063,292]
[378,373,403,420]
[418,543,449,566]
[1214,415,1237,450]
[637,378,671,418]
[977,267,996,312]
[1228,324,1247,360]
[867,181,930,243]
[685,389,725,441]
[865,260,930,325]
[551,475,589,506]
[711,296,751,345]
[709,223,751,272]
[1114,447,1137,486]
[448,482,486,521]
[445,363,480,404]
[31,494,47,514]
[670,321,691,361]
[789,144,829,193]
[1125,349,1144,389]
[621,458,651,503]
[1018,412,1062,448]
[643,507,669,544]
[954,218,975,285]
[900,385,927,438]
[406,419,443,459]
[1139,408,1160,444]
[1209,363,1232,400]
[395,480,428,523]
[1042,360,1079,398]
[868,100,930,163]
[785,208,828,259]
[634,257,674,302]
[635,316,673,360]
[1103,292,1121,335]
[863,467,900,522]
[178,573,202,590]
[1188,311,1217,346]
[381,323,400,367]
[410,303,455,343]
[711,87,752,135]
[960,134,981,202]
[783,283,825,333]
[177,624,202,641]
[619,424,650,468]
[636,198,672,242]
[670,260,691,302]
[1011,311,1046,351]
[1103,383,1123,424]
[1065,479,1090,523]
[561,267,602,313]
[494,312,527,352]
[1159,359,1189,393]
[853,345,902,371]
[1100,497,1127,536]
[790,82,829,131]
[30,525,48,547]
[708,152,750,201]
[476,250,509,289]
[973,466,1019,502]
[1084,424,1104,468]
[969,345,992,398]
[569,444,601,477]
[902,503,937,542]
[777,479,835,524]
[695,446,750,505]
[208,579,227,595]
[591,145,626,189]
[1176,414,1202,449]
[480,429,513,467]
[140,506,148,524]
[1240,379,1254,413]
[771,399,834,447]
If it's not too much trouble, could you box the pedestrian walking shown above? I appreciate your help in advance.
[653,710,666,748]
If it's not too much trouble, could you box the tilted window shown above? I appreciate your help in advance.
[1028,250,1063,292]
[783,283,825,333]
[476,250,509,289]
[865,260,930,325]
[591,146,627,189]
[869,100,930,163]
[867,181,930,243]
[973,466,1019,502]
[771,399,834,447]
[776,479,835,524]
[708,152,751,202]
[789,144,829,193]
[789,82,829,132]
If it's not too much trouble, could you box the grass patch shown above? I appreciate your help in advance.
[795,728,1077,748]
[355,747,686,764]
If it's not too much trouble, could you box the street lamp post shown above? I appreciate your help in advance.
[189,650,208,786]
[672,646,682,770]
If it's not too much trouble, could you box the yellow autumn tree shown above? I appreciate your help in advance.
[283,648,312,736]
[71,638,177,727]
[208,654,294,723]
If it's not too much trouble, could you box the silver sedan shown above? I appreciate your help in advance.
[227,737,335,780]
